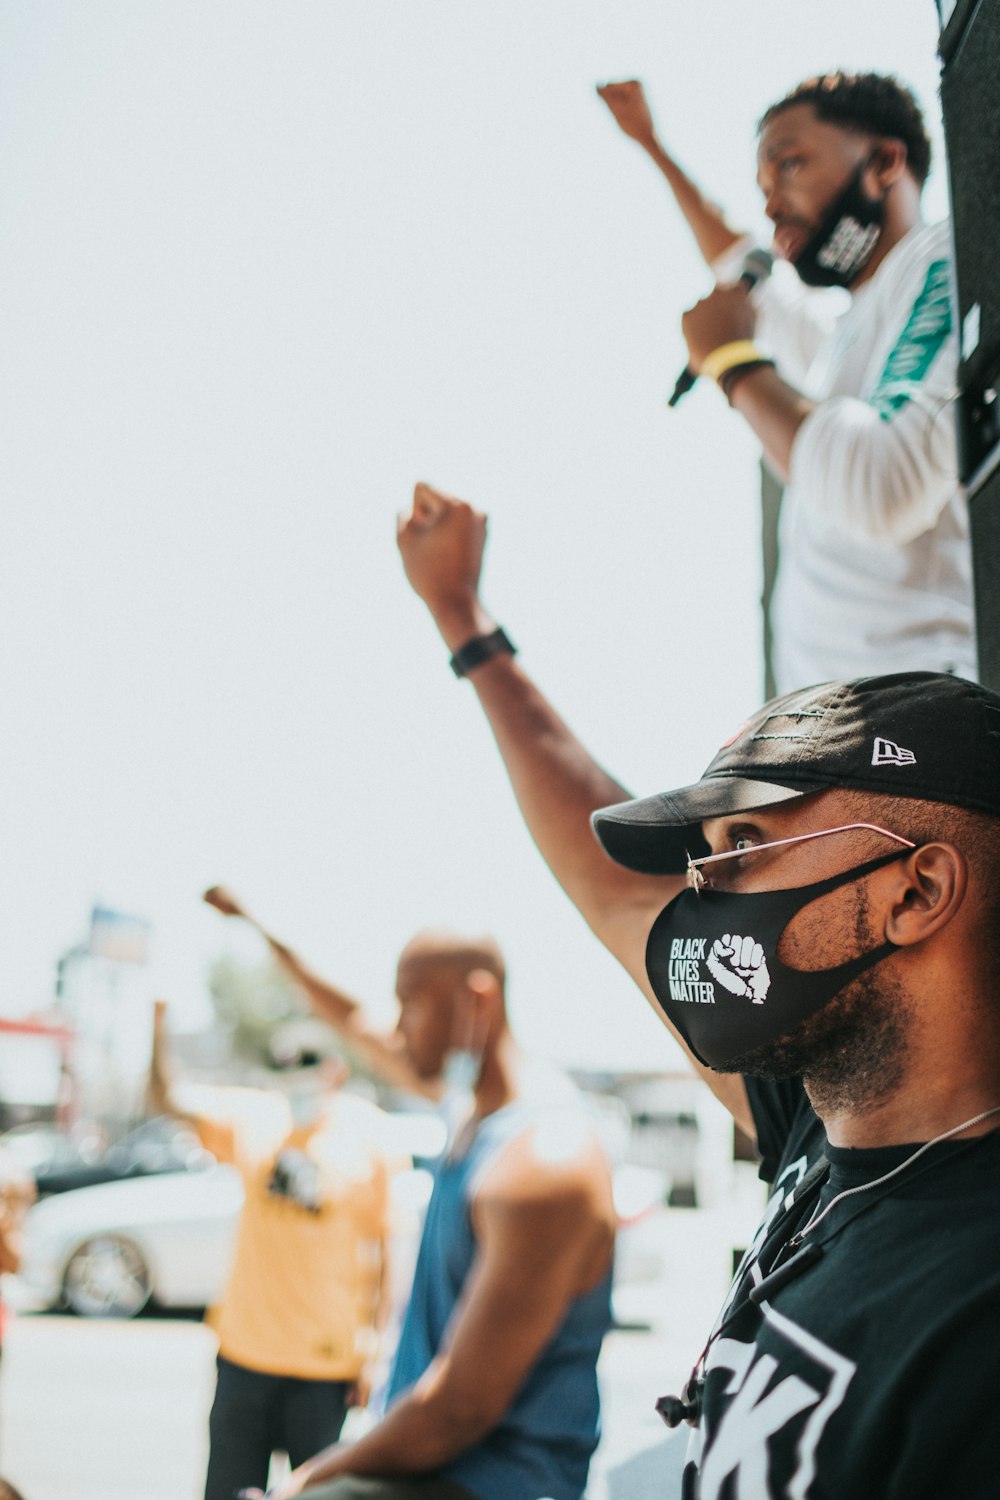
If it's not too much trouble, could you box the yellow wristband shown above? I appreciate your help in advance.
[700,340,764,384]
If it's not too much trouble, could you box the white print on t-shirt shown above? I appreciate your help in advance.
[706,934,772,1004]
[267,1148,325,1213]
[698,1317,856,1500]
[685,1155,856,1499]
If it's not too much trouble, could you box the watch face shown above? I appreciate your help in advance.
[451,628,516,677]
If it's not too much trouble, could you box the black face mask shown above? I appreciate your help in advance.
[792,157,885,289]
[645,851,906,1072]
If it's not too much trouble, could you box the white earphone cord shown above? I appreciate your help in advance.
[798,1103,1000,1241]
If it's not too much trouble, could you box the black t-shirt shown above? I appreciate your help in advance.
[678,1077,1000,1499]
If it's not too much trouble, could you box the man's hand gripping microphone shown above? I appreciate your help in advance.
[668,247,774,407]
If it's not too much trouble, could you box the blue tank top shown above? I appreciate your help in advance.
[386,1099,612,1500]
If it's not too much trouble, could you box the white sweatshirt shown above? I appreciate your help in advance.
[716,222,976,693]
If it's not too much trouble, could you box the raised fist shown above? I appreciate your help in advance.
[706,933,771,1004]
[397,483,488,626]
[202,885,246,919]
[596,80,657,148]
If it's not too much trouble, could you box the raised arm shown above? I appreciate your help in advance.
[596,82,816,479]
[146,998,195,1124]
[397,487,673,973]
[397,484,752,1132]
[202,887,439,1100]
[597,79,745,266]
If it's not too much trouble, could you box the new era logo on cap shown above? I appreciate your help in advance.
[872,736,916,768]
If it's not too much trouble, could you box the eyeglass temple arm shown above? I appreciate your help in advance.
[687,821,917,872]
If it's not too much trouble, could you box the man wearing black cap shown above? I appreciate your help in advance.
[398,482,1000,1498]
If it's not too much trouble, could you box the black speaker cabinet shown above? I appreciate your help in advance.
[938,0,1000,686]
[970,459,1000,689]
[936,0,982,61]
[939,0,1000,486]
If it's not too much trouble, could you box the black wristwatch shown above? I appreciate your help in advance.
[449,627,517,678]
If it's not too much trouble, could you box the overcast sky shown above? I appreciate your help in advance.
[0,1,949,1069]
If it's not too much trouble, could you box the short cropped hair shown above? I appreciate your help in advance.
[759,72,932,187]
[399,930,507,993]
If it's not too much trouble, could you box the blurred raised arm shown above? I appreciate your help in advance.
[201,887,438,1100]
[596,79,746,266]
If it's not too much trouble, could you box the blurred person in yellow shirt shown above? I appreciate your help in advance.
[148,1002,396,1500]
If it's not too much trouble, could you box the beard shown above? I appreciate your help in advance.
[723,888,911,1116]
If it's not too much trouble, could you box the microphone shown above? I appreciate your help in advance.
[668,247,774,408]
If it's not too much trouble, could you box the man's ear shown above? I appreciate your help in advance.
[461,969,504,1038]
[885,843,967,947]
[867,136,909,193]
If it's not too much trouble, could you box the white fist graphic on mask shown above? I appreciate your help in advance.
[706,933,772,1004]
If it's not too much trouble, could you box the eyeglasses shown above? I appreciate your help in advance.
[685,822,916,892]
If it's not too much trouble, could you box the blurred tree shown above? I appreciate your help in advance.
[206,956,382,1090]
[207,955,312,1063]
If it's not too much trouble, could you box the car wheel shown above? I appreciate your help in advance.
[62,1234,153,1318]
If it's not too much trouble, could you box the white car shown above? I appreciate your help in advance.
[19,1161,245,1317]
[18,1123,666,1321]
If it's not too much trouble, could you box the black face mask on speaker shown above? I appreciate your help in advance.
[644,851,907,1072]
[792,156,885,289]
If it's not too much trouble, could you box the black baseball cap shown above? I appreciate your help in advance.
[592,672,1000,875]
